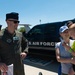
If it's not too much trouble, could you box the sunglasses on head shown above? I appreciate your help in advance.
[8,20,20,24]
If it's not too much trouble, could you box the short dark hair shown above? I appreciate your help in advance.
[66,21,73,28]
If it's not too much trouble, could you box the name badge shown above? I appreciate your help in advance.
[13,37,19,40]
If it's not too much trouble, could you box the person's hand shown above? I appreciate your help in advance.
[20,52,27,60]
[0,63,8,72]
[62,42,66,47]
[71,57,75,64]
[62,42,71,51]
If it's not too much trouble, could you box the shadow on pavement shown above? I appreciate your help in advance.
[23,55,60,73]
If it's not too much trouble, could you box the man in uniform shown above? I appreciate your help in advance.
[0,12,28,75]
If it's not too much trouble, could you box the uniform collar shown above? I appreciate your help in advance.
[4,28,16,37]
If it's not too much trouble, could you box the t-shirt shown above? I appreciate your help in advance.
[55,39,74,74]
[71,41,75,51]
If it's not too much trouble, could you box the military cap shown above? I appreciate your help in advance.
[6,12,19,21]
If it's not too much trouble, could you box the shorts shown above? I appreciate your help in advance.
[62,73,68,75]
[73,64,75,71]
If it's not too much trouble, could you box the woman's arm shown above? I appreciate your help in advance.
[55,48,72,63]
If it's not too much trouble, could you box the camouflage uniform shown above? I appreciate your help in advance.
[0,28,28,75]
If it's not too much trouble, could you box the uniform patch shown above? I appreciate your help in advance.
[13,36,19,40]
[7,39,12,43]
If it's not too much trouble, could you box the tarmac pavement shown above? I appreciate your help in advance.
[24,64,58,75]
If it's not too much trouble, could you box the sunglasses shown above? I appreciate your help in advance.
[8,20,20,24]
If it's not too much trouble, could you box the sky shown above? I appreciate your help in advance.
[0,0,75,29]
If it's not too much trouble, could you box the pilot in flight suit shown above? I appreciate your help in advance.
[0,12,28,75]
